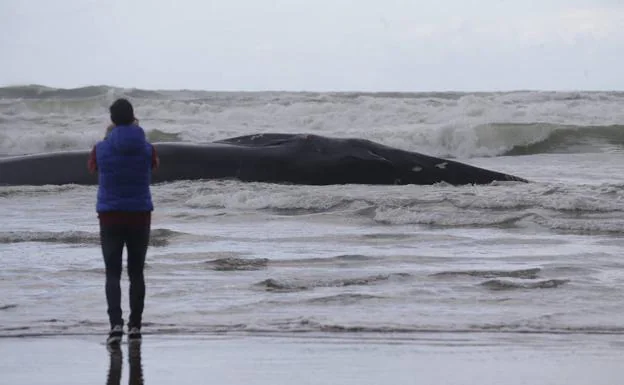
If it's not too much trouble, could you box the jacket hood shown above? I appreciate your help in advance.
[108,124,147,154]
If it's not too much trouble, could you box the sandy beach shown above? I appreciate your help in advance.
[2,333,622,385]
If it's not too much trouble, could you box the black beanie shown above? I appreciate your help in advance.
[109,98,135,125]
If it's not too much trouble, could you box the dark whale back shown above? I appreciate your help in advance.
[217,133,528,185]
[0,133,528,186]
[0,150,97,186]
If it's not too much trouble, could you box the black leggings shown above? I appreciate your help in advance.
[100,223,150,329]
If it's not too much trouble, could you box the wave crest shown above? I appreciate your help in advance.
[255,273,411,292]
[2,86,624,157]
[0,228,185,247]
[480,279,570,290]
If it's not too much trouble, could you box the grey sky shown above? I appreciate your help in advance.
[2,0,623,91]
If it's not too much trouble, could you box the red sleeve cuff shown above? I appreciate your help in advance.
[88,146,97,173]
[152,145,159,169]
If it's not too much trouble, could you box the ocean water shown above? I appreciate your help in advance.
[1,86,624,348]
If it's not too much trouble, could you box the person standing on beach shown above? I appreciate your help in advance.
[88,98,159,345]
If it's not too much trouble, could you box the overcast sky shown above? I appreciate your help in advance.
[2,0,623,91]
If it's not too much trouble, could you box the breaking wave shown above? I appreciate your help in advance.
[2,85,624,157]
[182,180,624,234]
[499,123,624,156]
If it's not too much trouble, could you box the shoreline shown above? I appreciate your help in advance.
[2,333,622,385]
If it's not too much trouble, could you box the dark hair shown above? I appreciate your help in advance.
[109,98,135,125]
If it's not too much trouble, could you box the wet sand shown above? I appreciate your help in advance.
[1,333,622,385]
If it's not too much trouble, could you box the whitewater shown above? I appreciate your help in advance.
[1,85,624,352]
[2,85,624,158]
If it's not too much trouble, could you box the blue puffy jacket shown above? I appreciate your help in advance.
[95,125,154,212]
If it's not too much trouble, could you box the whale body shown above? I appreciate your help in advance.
[0,133,527,186]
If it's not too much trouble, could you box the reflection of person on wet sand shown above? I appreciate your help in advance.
[106,347,122,385]
[128,344,144,385]
[106,344,144,385]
